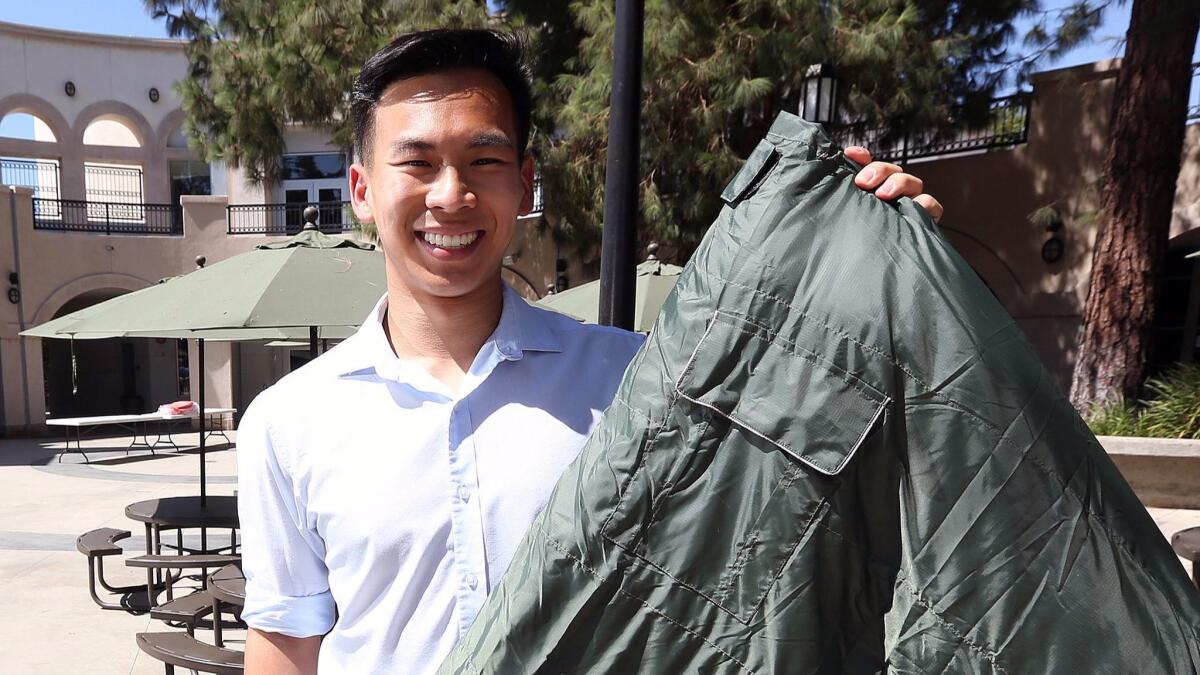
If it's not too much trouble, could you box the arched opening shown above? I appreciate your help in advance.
[0,110,58,142]
[42,289,183,418]
[166,124,190,149]
[82,115,142,148]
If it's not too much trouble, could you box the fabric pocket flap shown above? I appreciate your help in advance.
[720,139,781,205]
[675,311,889,475]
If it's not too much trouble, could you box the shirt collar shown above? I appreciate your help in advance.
[337,283,562,384]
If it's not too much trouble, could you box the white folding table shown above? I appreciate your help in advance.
[47,407,236,462]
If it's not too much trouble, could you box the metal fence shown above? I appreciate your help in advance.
[226,201,355,235]
[519,175,544,219]
[32,198,182,235]
[0,157,61,200]
[84,163,145,203]
[829,93,1032,164]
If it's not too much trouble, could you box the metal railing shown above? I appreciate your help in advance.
[519,175,544,219]
[1,157,61,200]
[32,198,182,235]
[226,201,355,235]
[84,163,145,203]
[830,93,1032,164]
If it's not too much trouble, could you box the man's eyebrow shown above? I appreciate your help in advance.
[467,132,513,149]
[388,137,435,155]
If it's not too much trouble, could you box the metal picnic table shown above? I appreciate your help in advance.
[47,407,235,462]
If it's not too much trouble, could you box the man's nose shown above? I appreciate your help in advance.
[426,166,476,212]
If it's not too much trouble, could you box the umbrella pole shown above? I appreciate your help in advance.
[310,326,318,359]
[598,0,644,331]
[198,338,206,509]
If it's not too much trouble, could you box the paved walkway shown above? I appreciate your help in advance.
[0,431,240,674]
[0,431,1197,673]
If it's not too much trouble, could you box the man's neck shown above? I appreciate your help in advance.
[383,278,504,392]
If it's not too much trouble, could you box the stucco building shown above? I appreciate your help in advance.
[0,20,1197,435]
[0,21,559,433]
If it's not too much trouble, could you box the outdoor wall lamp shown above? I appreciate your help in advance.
[1041,236,1065,264]
[149,87,160,103]
[8,272,19,305]
[64,81,75,97]
[799,64,838,124]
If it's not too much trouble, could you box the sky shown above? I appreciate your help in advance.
[0,1,1153,65]
[0,0,1194,139]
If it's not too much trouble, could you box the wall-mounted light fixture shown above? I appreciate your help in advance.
[799,64,838,124]
[149,87,160,103]
[7,272,19,305]
[64,81,76,97]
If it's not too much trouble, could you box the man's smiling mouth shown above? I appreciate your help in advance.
[417,230,484,250]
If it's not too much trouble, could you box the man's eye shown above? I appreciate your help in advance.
[472,158,504,166]
[398,159,431,168]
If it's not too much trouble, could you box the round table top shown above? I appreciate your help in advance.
[209,563,245,606]
[1172,525,1200,560]
[125,495,239,529]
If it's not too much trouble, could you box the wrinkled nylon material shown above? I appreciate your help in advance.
[439,113,1200,674]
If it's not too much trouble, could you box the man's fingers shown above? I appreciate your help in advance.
[914,194,944,224]
[844,146,873,166]
[876,173,924,199]
[854,161,903,191]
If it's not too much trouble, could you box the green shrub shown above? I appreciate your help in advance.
[1137,364,1200,439]
[1085,364,1200,439]
[1086,399,1144,437]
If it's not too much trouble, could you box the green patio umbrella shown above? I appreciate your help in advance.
[22,210,383,502]
[538,254,682,333]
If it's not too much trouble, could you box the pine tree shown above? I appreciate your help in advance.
[1067,0,1200,411]
[539,0,1036,257]
[143,0,493,183]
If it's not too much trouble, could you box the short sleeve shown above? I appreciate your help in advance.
[236,394,336,637]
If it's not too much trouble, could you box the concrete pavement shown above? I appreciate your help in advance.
[0,431,1196,673]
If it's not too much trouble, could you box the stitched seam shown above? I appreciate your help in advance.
[610,395,655,424]
[711,461,803,607]
[602,313,718,539]
[540,530,756,675]
[678,310,889,474]
[634,418,712,558]
[892,571,1010,674]
[735,483,827,620]
[696,258,1200,624]
[712,310,887,403]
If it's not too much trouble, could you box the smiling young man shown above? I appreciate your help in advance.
[237,29,943,674]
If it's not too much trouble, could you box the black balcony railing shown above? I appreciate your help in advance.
[32,198,182,235]
[84,163,144,203]
[227,201,355,235]
[519,175,544,219]
[1,157,61,200]
[829,93,1032,164]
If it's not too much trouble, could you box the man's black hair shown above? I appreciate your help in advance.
[351,29,533,164]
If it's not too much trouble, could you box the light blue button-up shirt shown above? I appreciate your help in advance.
[237,285,644,673]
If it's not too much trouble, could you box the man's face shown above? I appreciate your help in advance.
[350,68,534,300]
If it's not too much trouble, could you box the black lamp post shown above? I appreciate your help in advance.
[598,0,644,330]
[799,64,838,124]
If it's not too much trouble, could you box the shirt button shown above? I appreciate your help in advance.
[466,573,479,590]
[457,485,471,503]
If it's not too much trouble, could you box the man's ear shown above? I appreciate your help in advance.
[517,154,535,216]
[349,162,374,223]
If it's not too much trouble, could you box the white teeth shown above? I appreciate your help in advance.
[422,231,479,249]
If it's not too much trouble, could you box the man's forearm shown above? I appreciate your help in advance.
[245,628,321,675]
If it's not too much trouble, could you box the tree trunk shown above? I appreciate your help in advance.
[1069,0,1200,413]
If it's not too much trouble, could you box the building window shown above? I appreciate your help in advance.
[280,153,346,181]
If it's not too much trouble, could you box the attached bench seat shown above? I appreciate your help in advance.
[127,554,241,569]
[136,631,243,675]
[151,591,214,635]
[78,527,148,611]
